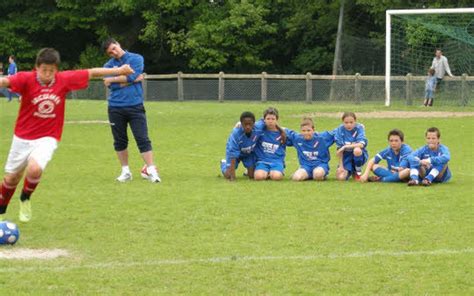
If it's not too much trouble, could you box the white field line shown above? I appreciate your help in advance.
[0,248,69,260]
[0,248,472,273]
[65,120,110,124]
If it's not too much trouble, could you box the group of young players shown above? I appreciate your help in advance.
[221,107,451,186]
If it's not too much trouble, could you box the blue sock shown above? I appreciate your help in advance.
[425,174,435,182]
[381,173,401,182]
[374,167,392,178]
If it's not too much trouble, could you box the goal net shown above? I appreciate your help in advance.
[386,8,474,106]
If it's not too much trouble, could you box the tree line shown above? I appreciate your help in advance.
[0,0,469,74]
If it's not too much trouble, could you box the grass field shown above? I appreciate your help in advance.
[0,100,473,294]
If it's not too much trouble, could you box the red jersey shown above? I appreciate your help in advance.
[8,70,89,141]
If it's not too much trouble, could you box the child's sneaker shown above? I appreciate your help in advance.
[353,172,362,181]
[421,179,432,186]
[140,165,149,179]
[407,179,419,186]
[116,171,132,182]
[19,200,32,223]
[220,159,227,175]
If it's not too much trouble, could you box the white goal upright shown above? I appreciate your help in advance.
[385,8,474,106]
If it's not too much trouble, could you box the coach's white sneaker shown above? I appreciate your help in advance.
[116,172,132,182]
[143,165,161,183]
[19,200,32,223]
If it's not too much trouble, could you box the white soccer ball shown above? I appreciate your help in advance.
[0,221,20,245]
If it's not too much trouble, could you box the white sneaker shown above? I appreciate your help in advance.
[116,171,132,182]
[143,165,161,183]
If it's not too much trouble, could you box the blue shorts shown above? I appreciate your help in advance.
[224,154,256,171]
[300,163,329,178]
[341,150,368,174]
[255,161,284,173]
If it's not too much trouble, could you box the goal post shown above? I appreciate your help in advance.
[385,8,474,106]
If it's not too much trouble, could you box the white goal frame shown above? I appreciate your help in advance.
[385,8,474,106]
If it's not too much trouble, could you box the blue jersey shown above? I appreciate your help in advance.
[411,144,450,167]
[334,123,368,151]
[374,143,412,171]
[255,127,286,164]
[425,76,437,91]
[225,120,264,160]
[104,51,144,107]
[8,62,17,76]
[286,129,335,167]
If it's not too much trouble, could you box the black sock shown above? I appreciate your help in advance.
[20,191,31,202]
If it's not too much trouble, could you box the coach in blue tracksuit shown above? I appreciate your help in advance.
[1,55,20,101]
[102,38,161,183]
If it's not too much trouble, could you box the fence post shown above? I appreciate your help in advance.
[142,73,148,101]
[218,71,225,102]
[461,73,467,106]
[305,72,312,104]
[354,73,361,104]
[406,73,412,105]
[105,85,109,101]
[177,71,184,101]
[261,72,267,102]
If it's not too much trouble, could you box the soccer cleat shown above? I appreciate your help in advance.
[116,171,132,182]
[19,200,32,223]
[353,172,362,181]
[421,179,432,186]
[142,165,161,183]
[220,159,227,175]
[368,176,381,182]
[407,179,419,186]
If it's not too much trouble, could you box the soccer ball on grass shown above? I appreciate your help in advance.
[0,221,20,245]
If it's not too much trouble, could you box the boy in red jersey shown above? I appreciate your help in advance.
[0,48,133,222]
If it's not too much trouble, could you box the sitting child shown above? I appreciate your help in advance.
[221,111,263,181]
[406,127,451,186]
[360,129,412,182]
[254,107,287,181]
[286,117,335,181]
[334,112,368,181]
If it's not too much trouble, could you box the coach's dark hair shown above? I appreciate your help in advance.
[102,37,119,52]
[426,127,441,138]
[240,111,255,123]
[342,112,356,121]
[387,129,404,142]
[263,107,279,120]
[36,48,60,66]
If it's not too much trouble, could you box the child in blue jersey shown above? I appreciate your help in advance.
[286,117,335,181]
[254,107,287,181]
[334,112,368,181]
[424,68,437,107]
[221,111,263,181]
[407,127,451,186]
[360,129,412,183]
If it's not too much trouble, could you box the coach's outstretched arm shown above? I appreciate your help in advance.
[88,64,134,79]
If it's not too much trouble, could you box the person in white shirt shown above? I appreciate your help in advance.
[431,49,453,90]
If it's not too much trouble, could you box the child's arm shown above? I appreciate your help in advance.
[89,64,134,79]
[224,159,237,181]
[423,145,451,166]
[360,158,376,182]
[0,77,10,88]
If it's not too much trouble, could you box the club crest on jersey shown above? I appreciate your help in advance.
[313,141,319,148]
[32,93,61,118]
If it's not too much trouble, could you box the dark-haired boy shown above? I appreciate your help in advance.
[0,48,134,222]
[221,111,263,181]
[406,127,451,186]
[360,129,412,183]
